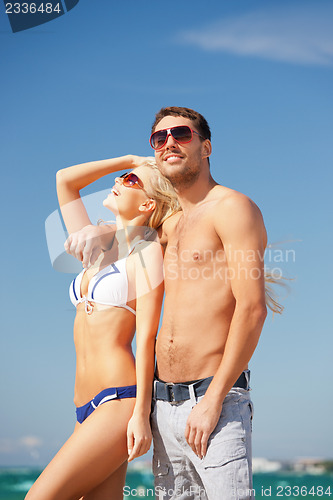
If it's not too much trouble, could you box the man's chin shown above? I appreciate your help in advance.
[159,160,182,176]
[159,166,179,183]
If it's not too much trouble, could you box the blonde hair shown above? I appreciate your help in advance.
[140,158,181,229]
[264,270,290,315]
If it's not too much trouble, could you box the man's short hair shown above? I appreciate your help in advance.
[152,106,211,142]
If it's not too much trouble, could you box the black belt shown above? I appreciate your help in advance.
[154,371,249,403]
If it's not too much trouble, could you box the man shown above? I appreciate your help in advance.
[149,107,266,500]
[66,107,267,499]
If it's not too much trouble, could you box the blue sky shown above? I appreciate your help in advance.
[0,0,332,466]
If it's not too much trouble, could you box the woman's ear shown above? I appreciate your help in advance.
[202,139,212,159]
[139,199,156,214]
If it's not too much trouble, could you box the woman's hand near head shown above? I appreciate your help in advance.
[57,155,145,235]
[130,155,155,169]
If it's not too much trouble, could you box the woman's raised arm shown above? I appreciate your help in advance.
[56,155,139,234]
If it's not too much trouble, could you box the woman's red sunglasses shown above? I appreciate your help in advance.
[149,125,204,150]
[119,172,149,194]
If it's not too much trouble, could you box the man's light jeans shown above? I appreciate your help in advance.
[151,386,254,500]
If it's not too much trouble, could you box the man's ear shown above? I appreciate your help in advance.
[139,199,156,213]
[202,139,212,159]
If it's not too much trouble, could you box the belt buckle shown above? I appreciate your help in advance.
[167,383,175,402]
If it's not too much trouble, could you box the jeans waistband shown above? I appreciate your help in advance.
[153,370,250,403]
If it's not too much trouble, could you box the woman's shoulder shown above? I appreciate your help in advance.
[129,239,164,287]
[131,239,163,259]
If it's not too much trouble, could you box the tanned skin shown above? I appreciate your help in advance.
[65,115,268,461]
[152,115,267,459]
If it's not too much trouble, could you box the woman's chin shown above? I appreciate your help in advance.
[103,197,118,215]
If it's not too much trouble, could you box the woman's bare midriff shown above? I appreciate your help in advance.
[73,303,137,406]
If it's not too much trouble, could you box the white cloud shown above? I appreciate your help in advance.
[177,5,333,66]
[19,435,43,449]
[0,435,43,455]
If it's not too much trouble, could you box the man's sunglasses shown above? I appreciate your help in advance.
[149,125,204,150]
[119,172,149,194]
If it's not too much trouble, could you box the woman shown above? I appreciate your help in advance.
[26,154,180,500]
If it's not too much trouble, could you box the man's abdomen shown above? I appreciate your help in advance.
[156,285,235,382]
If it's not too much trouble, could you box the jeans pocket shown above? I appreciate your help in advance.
[248,400,254,419]
[150,399,158,425]
[203,437,247,468]
[152,458,169,477]
[151,398,156,414]
[248,400,254,432]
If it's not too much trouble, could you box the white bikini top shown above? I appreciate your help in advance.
[69,239,146,315]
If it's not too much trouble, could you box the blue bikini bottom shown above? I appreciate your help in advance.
[76,385,137,424]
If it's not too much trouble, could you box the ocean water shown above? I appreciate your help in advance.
[0,467,332,499]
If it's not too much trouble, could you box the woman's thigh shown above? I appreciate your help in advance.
[82,460,128,500]
[26,398,135,500]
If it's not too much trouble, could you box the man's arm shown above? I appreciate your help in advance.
[185,193,267,459]
[64,223,116,268]
[65,203,175,268]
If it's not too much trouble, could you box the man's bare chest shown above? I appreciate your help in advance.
[164,214,225,269]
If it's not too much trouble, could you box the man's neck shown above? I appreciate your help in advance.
[175,171,218,213]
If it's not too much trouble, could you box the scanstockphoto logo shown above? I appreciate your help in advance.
[3,0,79,33]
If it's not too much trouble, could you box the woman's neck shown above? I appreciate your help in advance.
[113,221,146,257]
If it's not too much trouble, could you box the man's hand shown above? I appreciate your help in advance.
[185,397,222,459]
[127,414,152,462]
[64,224,112,268]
